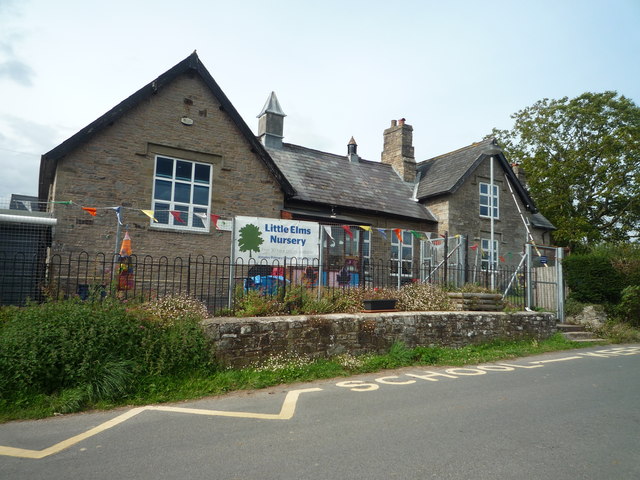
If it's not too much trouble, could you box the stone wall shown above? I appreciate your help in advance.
[201,311,556,368]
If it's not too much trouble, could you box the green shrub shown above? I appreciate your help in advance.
[563,253,623,304]
[617,285,640,327]
[233,289,283,317]
[592,244,640,287]
[0,297,215,404]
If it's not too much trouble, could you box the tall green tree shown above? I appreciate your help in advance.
[492,91,640,249]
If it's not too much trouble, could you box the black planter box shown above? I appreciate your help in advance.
[363,299,398,312]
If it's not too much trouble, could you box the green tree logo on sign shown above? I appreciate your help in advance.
[238,223,264,258]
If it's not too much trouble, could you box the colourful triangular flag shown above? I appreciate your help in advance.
[470,243,478,251]
[377,228,387,239]
[410,230,422,240]
[342,225,353,239]
[141,209,158,222]
[82,207,97,216]
[393,228,403,242]
[323,225,333,240]
[360,225,372,232]
[169,210,186,224]
[210,214,221,230]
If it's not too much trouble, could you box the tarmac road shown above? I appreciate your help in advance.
[1,344,639,480]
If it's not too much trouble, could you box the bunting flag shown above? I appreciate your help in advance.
[393,228,403,242]
[377,228,387,239]
[141,209,158,222]
[113,206,123,225]
[323,225,333,240]
[470,243,478,251]
[432,240,442,246]
[210,214,221,230]
[81,207,97,216]
[194,212,222,229]
[499,255,506,263]
[194,212,208,225]
[410,230,422,240]
[342,225,353,239]
[360,225,372,232]
[169,210,186,224]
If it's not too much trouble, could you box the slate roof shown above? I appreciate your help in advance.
[267,143,436,222]
[416,138,555,230]
[416,138,498,199]
[39,52,294,201]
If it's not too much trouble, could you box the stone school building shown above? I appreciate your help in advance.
[37,52,555,288]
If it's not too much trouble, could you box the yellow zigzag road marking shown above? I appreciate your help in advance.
[0,388,322,459]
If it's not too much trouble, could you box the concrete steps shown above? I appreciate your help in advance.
[557,323,605,343]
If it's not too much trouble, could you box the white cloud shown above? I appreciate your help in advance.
[0,115,61,197]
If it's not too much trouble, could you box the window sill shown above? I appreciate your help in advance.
[149,224,213,235]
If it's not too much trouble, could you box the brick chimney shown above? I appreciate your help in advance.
[381,118,416,182]
[257,91,286,149]
[511,162,528,187]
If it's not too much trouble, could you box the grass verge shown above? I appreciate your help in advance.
[0,333,604,423]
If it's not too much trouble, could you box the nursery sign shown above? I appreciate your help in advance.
[232,216,320,262]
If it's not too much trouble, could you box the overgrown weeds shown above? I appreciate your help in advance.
[229,283,454,318]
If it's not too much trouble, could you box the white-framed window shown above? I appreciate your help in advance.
[152,155,212,231]
[391,230,413,277]
[479,182,499,219]
[362,229,372,285]
[362,229,371,263]
[481,238,499,270]
[327,226,360,257]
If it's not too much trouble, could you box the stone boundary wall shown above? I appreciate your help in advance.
[201,311,556,368]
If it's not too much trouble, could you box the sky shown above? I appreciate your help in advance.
[0,0,639,200]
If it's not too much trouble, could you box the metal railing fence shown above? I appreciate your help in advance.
[1,251,528,312]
